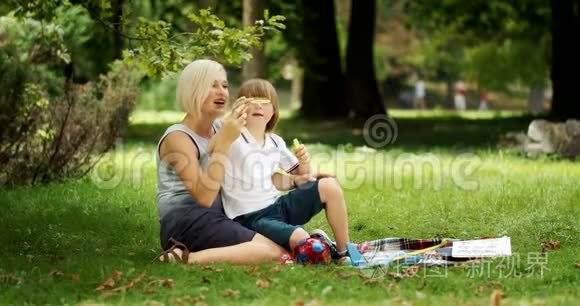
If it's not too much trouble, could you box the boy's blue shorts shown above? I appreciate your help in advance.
[233,180,324,251]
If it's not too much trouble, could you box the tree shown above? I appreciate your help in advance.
[288,0,347,118]
[550,0,580,119]
[405,0,580,119]
[242,0,268,80]
[345,0,385,117]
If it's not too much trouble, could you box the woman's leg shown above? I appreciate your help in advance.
[161,233,286,265]
[318,178,350,252]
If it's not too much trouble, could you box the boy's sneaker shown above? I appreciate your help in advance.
[310,229,346,260]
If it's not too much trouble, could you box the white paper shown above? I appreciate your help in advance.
[452,237,512,258]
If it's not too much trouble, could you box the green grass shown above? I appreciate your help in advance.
[1,111,579,305]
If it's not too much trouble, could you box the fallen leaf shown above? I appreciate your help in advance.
[162,279,175,288]
[202,276,211,284]
[490,289,503,306]
[48,269,64,276]
[0,274,23,283]
[223,289,240,297]
[270,266,281,273]
[112,270,123,281]
[111,271,146,292]
[191,294,206,304]
[321,286,332,295]
[294,298,305,306]
[169,297,184,305]
[246,266,260,277]
[388,265,420,280]
[256,279,270,289]
[95,278,115,291]
[475,280,501,295]
[202,265,224,273]
[541,240,560,251]
[71,274,80,282]
[575,263,580,268]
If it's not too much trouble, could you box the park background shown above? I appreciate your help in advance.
[1,0,579,305]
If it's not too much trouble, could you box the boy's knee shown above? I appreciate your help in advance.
[289,228,309,250]
[318,177,343,199]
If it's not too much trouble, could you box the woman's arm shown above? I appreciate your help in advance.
[159,132,226,207]
[160,99,249,207]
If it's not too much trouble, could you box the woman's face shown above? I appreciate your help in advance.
[200,70,229,118]
[245,99,274,130]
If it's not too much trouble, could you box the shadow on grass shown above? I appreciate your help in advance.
[126,113,540,150]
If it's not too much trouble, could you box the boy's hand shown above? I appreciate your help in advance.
[292,139,309,165]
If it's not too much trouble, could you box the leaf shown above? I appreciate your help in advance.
[162,279,175,288]
[48,269,64,276]
[270,266,281,273]
[541,240,560,251]
[111,271,146,292]
[223,289,240,297]
[202,276,211,284]
[256,279,270,289]
[71,274,80,282]
[576,263,580,268]
[95,278,115,291]
[112,270,123,281]
[321,286,332,296]
[246,266,260,277]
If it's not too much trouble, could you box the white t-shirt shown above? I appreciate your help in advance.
[221,128,299,219]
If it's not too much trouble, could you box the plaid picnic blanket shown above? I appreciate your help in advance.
[347,238,475,268]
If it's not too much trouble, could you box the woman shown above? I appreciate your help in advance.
[155,59,286,264]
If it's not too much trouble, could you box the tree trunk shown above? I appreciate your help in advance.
[528,87,545,114]
[111,0,124,60]
[242,0,267,80]
[550,0,580,119]
[297,0,347,118]
[345,0,385,118]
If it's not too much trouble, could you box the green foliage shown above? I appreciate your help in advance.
[124,8,285,77]
[0,14,140,186]
[404,0,551,89]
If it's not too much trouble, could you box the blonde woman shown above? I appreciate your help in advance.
[155,60,286,264]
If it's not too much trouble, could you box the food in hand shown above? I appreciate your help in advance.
[293,138,300,149]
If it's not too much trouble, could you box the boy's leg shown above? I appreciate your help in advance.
[317,178,349,253]
[278,179,350,253]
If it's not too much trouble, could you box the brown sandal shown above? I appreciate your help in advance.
[152,238,190,264]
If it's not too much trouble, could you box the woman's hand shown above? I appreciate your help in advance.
[210,97,249,153]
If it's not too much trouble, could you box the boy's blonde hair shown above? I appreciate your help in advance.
[176,59,226,118]
[237,78,279,132]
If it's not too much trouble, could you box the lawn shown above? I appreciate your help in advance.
[1,110,578,305]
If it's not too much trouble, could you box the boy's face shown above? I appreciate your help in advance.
[245,99,273,130]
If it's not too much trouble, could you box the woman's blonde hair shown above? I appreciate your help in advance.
[237,78,279,132]
[176,59,226,118]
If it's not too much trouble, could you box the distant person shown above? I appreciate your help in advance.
[479,92,489,111]
[414,78,427,109]
[454,80,466,111]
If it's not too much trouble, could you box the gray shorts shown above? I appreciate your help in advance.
[160,196,256,251]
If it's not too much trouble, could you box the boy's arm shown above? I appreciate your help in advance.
[271,172,296,191]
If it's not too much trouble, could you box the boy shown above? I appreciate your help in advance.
[221,79,350,258]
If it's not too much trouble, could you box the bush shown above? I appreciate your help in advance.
[0,15,139,186]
